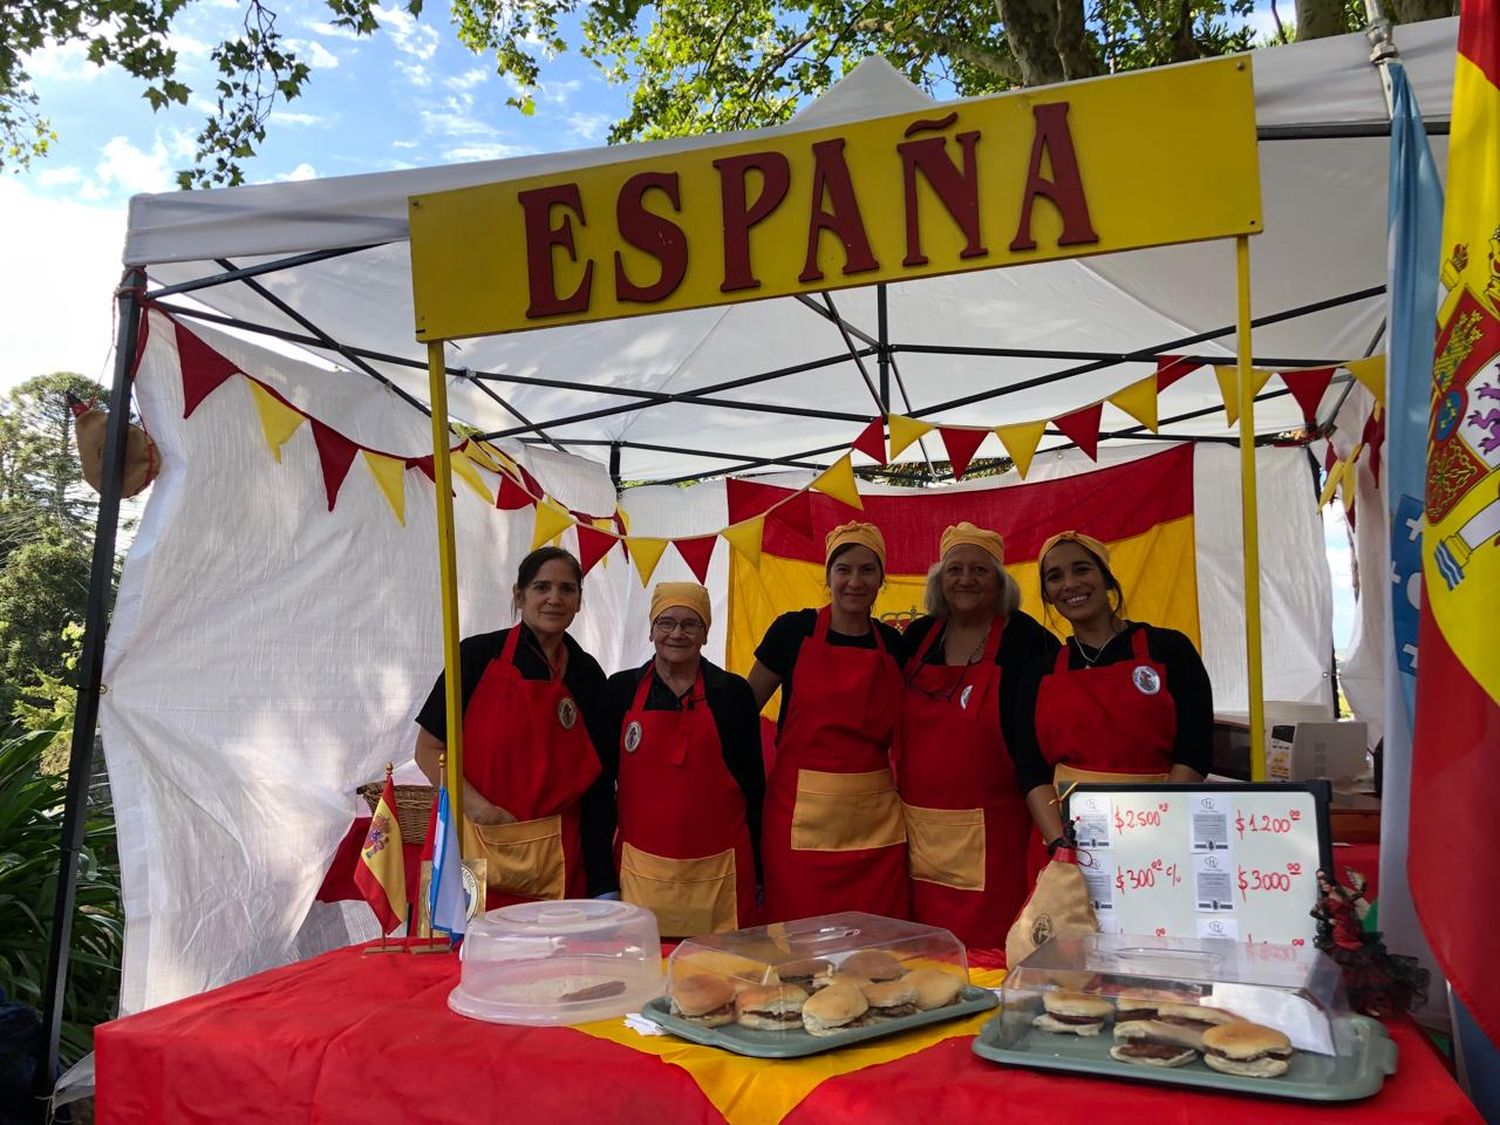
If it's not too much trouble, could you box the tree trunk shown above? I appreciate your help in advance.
[995,0,1067,85]
[1388,0,1457,22]
[1053,0,1100,80]
[1295,0,1350,40]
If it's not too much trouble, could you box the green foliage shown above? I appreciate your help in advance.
[12,622,84,771]
[0,724,122,1066]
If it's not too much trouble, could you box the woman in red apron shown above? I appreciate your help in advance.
[748,522,909,923]
[896,522,1059,949]
[605,582,762,936]
[414,546,615,910]
[1009,530,1214,872]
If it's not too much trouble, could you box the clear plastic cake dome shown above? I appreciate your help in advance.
[449,899,662,1026]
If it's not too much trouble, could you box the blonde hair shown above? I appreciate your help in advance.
[923,559,1022,618]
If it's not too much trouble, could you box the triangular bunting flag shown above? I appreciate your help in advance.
[460,440,502,473]
[1343,355,1386,405]
[310,420,360,512]
[1155,355,1203,391]
[362,451,406,526]
[768,489,815,544]
[174,321,241,418]
[936,427,990,479]
[575,523,617,576]
[1108,375,1160,433]
[406,454,436,483]
[495,471,534,511]
[1280,366,1336,426]
[449,452,494,505]
[1362,407,1385,486]
[1318,457,1348,507]
[810,454,864,510]
[995,420,1048,479]
[1052,401,1104,461]
[887,414,934,460]
[531,499,574,550]
[246,379,305,462]
[723,518,765,568]
[673,535,719,583]
[852,417,886,465]
[628,537,669,586]
[1213,366,1274,426]
[515,463,545,498]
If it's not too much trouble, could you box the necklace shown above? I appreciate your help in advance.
[1074,626,1124,667]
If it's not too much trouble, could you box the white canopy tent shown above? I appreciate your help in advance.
[72,20,1455,1016]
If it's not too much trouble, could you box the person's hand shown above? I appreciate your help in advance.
[594,891,621,901]
[467,796,517,826]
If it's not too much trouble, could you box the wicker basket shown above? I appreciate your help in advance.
[358,782,436,846]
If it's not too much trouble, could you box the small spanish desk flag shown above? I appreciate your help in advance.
[355,766,408,933]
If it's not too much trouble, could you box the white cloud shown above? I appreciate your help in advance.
[24,41,103,82]
[375,4,440,61]
[285,39,340,69]
[540,79,582,106]
[308,20,364,40]
[396,60,432,88]
[567,112,612,143]
[275,162,319,181]
[421,108,498,138]
[392,139,419,149]
[37,166,84,187]
[92,135,178,195]
[269,110,326,126]
[446,68,489,91]
[442,143,532,163]
[166,31,212,60]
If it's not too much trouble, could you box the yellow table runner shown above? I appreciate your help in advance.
[573,967,1005,1125]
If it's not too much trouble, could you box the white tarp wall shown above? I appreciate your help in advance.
[103,313,1330,1012]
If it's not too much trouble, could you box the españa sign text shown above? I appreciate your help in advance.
[408,57,1260,340]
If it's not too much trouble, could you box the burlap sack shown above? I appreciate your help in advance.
[1005,849,1099,967]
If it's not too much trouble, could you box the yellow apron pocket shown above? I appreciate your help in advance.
[620,843,739,937]
[790,768,906,852]
[462,814,566,900]
[903,803,986,891]
[1054,764,1169,790]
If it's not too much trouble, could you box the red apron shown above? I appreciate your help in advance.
[615,665,757,936]
[761,607,909,923]
[460,626,602,909]
[896,617,1030,949]
[1025,627,1176,879]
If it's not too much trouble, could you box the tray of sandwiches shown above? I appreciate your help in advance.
[641,912,997,1057]
[973,933,1397,1101]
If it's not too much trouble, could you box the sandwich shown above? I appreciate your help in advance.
[860,979,919,1019]
[669,973,736,1028]
[1111,988,1186,1024]
[839,950,905,982]
[1124,1002,1243,1050]
[1201,1022,1295,1078]
[811,967,872,992]
[734,984,807,1031]
[1032,990,1113,1036]
[773,958,831,989]
[1108,1020,1198,1068]
[801,984,870,1037]
[903,969,963,1011]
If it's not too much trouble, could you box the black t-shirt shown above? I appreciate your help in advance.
[415,624,618,896]
[900,610,1060,751]
[1008,622,1215,794]
[753,608,906,735]
[602,659,765,880]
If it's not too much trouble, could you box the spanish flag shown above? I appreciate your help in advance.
[355,774,408,934]
[727,443,1199,680]
[1411,0,1500,1045]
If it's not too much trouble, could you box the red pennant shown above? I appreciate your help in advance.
[1155,355,1203,391]
[575,524,616,575]
[1282,366,1336,426]
[406,454,436,483]
[1053,401,1104,461]
[1323,442,1338,475]
[516,463,544,497]
[936,426,990,480]
[768,489,815,545]
[673,535,718,583]
[174,321,240,418]
[1361,410,1385,487]
[852,417,886,465]
[310,420,359,511]
[495,471,534,511]
[1346,496,1357,530]
[130,307,153,379]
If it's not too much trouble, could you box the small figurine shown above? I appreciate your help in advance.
[1311,868,1428,1019]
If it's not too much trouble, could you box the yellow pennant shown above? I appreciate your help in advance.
[1213,365,1273,426]
[1318,457,1348,507]
[449,452,494,505]
[461,440,502,474]
[1342,355,1386,405]
[628,536,670,586]
[810,453,863,509]
[531,499,574,550]
[722,518,765,568]
[475,439,516,474]
[994,420,1048,479]
[362,451,407,526]
[1108,375,1160,433]
[247,380,305,462]
[887,414,934,459]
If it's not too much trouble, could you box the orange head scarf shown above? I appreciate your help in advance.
[939,521,1006,569]
[824,521,887,571]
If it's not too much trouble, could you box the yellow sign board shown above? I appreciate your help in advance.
[409,57,1261,341]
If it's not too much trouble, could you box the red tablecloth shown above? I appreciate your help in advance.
[95,944,1477,1125]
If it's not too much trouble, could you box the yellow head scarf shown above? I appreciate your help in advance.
[650,582,711,631]
[1038,530,1112,569]
[939,521,1006,568]
[824,521,887,570]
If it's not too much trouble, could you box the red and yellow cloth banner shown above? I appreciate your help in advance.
[726,444,1198,683]
[1411,0,1500,1044]
[355,775,408,934]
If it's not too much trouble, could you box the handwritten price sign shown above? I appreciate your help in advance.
[1234,807,1302,840]
[1114,801,1170,834]
[1115,858,1183,892]
[1237,863,1301,902]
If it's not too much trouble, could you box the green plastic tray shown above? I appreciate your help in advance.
[640,985,997,1058]
[971,1012,1397,1102]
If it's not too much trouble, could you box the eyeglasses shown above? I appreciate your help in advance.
[652,616,706,637]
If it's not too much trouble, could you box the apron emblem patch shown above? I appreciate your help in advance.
[959,684,973,710]
[557,697,578,729]
[1030,913,1055,946]
[624,720,642,753]
[1132,665,1161,695]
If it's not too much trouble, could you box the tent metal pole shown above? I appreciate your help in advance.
[795,292,880,349]
[877,285,891,413]
[36,269,146,1096]
[1236,237,1268,780]
[609,443,622,491]
[426,341,466,865]
[820,292,885,413]
[457,367,568,455]
[517,436,827,471]
[145,243,381,299]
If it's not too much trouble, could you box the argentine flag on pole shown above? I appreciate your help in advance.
[429,786,467,939]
